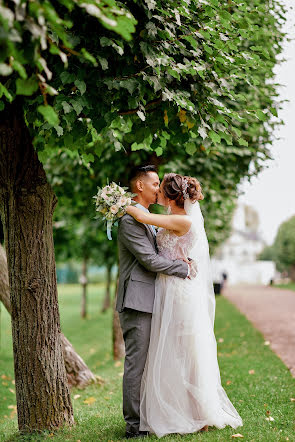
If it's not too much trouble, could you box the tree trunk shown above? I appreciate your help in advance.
[112,274,125,360]
[0,101,74,433]
[80,257,88,318]
[0,243,97,389]
[101,264,112,312]
[289,264,295,282]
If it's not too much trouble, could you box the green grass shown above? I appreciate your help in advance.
[0,284,294,442]
[275,283,295,292]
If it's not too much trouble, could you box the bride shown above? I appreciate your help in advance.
[126,173,243,438]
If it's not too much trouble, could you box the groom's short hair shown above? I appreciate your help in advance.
[129,165,158,189]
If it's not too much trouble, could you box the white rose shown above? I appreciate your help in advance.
[119,196,127,206]
[110,205,118,215]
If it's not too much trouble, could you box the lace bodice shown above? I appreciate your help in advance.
[156,223,197,260]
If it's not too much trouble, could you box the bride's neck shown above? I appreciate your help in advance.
[170,206,186,215]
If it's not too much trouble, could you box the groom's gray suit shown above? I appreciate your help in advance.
[116,206,188,434]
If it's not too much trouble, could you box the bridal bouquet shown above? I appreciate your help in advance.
[93,182,135,240]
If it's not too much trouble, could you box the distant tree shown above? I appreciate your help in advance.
[258,244,275,261]
[273,216,295,280]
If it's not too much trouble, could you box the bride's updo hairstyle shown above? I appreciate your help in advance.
[162,173,204,208]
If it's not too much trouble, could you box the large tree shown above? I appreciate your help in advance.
[0,0,136,433]
[0,0,286,434]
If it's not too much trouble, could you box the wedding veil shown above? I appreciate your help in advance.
[184,199,216,325]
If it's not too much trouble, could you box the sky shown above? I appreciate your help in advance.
[238,0,295,245]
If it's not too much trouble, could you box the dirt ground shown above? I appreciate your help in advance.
[223,284,295,377]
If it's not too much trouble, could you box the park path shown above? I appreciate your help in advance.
[223,284,295,377]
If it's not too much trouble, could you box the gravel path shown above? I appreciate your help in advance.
[223,284,295,377]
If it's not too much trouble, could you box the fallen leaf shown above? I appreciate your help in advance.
[114,361,122,367]
[265,416,274,421]
[226,380,232,385]
[231,434,244,438]
[264,341,270,346]
[218,338,224,343]
[290,398,295,402]
[83,397,96,405]
[248,369,255,375]
[11,380,15,385]
[8,405,17,410]
[74,394,81,400]
[1,374,10,380]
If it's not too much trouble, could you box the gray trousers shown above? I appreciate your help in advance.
[119,308,152,433]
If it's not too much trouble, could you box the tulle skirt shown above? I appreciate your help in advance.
[139,273,243,438]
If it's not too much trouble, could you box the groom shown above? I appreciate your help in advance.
[116,165,195,439]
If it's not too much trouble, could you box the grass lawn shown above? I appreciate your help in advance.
[0,284,294,442]
[275,283,295,292]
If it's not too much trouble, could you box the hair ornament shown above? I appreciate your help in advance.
[182,178,189,200]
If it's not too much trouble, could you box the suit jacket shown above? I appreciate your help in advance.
[116,213,188,313]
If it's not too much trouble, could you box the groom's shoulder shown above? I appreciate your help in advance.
[119,213,136,228]
[119,213,145,232]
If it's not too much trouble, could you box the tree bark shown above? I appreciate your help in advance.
[112,275,125,360]
[289,264,295,282]
[80,257,88,318]
[0,243,97,389]
[101,264,112,313]
[0,101,74,433]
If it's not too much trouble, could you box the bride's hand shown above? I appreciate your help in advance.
[126,205,138,217]
[183,258,197,279]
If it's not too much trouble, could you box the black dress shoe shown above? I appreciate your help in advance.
[125,430,149,439]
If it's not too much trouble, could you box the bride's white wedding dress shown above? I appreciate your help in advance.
[139,200,243,438]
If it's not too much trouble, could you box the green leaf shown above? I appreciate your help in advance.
[80,49,98,66]
[209,130,221,144]
[37,105,60,126]
[61,101,73,114]
[60,71,75,85]
[54,125,64,136]
[256,110,267,121]
[0,83,13,101]
[185,143,197,155]
[11,60,27,79]
[75,80,86,95]
[155,147,163,156]
[70,98,84,115]
[16,77,38,96]
[237,138,248,147]
[97,56,108,70]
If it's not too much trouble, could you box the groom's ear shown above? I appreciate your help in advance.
[136,179,144,192]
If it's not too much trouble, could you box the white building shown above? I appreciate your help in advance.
[211,203,276,286]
